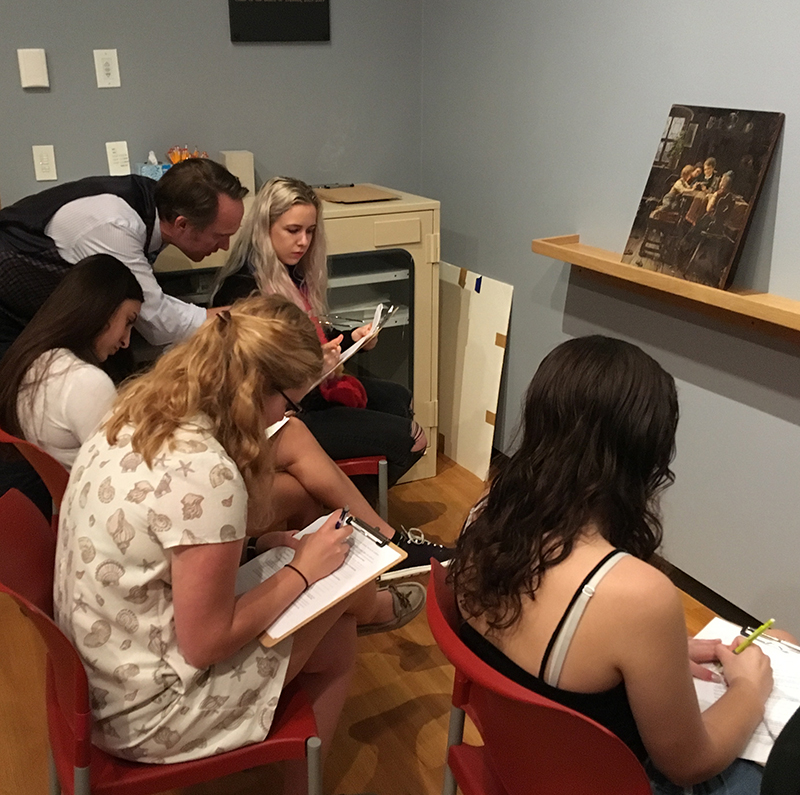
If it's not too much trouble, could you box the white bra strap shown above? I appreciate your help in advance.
[543,551,629,688]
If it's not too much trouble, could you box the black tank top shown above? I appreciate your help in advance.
[459,550,647,761]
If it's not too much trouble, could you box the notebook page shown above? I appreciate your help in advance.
[694,616,800,764]
[309,304,397,389]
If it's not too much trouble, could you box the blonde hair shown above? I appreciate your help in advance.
[105,295,322,483]
[213,176,328,317]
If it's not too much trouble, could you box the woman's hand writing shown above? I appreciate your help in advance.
[352,324,378,350]
[717,639,773,707]
[688,637,723,682]
[321,335,343,373]
[291,512,352,585]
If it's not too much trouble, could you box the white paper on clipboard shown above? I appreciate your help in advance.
[308,303,398,390]
[235,511,405,645]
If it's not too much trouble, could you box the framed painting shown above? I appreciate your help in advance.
[622,106,783,289]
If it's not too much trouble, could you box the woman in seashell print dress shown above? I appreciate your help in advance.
[53,295,400,791]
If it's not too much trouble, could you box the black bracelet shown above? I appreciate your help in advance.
[245,536,259,562]
[285,563,309,591]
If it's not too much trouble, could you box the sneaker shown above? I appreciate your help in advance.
[379,526,454,582]
[357,582,426,636]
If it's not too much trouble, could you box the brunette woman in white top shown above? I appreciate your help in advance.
[0,254,143,469]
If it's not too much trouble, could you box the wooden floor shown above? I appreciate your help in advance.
[0,454,714,795]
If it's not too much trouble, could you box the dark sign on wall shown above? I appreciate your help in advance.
[229,0,330,43]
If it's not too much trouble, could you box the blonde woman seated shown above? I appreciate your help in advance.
[54,296,422,792]
[452,336,786,794]
[211,176,451,576]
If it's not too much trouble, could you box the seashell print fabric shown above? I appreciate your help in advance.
[53,415,292,763]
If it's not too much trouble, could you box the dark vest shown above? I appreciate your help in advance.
[0,175,157,255]
[0,176,158,344]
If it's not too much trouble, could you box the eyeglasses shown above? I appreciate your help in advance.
[278,389,303,417]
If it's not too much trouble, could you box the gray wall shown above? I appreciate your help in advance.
[4,0,800,630]
[1,0,423,204]
[421,1,800,632]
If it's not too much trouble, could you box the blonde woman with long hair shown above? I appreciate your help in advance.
[212,176,452,577]
[53,295,421,792]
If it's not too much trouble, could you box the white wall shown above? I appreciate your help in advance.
[1,0,423,204]
[421,0,800,632]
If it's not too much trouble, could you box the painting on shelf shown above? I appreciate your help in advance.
[622,106,783,289]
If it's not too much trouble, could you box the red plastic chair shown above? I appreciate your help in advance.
[426,559,651,795]
[0,426,69,527]
[335,455,388,521]
[0,489,324,795]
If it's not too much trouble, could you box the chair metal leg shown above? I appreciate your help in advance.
[47,747,61,795]
[306,736,322,795]
[442,705,465,795]
[74,765,90,795]
[377,459,388,521]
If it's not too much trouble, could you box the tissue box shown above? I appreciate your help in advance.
[135,163,171,180]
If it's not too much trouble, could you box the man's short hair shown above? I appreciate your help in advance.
[155,158,249,229]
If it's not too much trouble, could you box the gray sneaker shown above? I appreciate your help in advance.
[357,582,426,636]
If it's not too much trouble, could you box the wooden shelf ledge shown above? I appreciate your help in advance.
[532,234,800,335]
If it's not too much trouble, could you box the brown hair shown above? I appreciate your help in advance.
[154,158,249,229]
[105,294,322,483]
[453,336,679,631]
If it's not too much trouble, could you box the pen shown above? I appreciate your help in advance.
[741,627,800,654]
[336,506,350,529]
[734,618,775,654]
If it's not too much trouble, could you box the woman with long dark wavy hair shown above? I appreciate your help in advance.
[452,336,774,794]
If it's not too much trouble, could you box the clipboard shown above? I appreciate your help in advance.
[234,512,406,647]
[308,303,398,391]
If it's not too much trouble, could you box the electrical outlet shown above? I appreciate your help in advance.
[32,145,57,181]
[94,49,121,88]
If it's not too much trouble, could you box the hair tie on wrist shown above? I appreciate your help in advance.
[245,536,259,562]
[285,563,309,591]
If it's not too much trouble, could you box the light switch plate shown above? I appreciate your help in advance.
[32,145,57,181]
[94,49,121,88]
[17,48,50,88]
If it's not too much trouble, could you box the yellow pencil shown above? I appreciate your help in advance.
[734,618,775,654]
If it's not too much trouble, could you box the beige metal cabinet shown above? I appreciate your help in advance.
[322,186,440,481]
[153,183,441,482]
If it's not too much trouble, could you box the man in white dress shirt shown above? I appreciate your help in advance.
[0,158,247,357]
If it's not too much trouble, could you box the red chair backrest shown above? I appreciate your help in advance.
[0,427,70,508]
[0,488,56,613]
[427,559,651,795]
[0,489,93,769]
